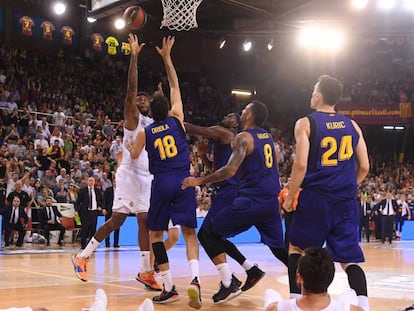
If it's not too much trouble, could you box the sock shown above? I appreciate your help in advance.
[242,260,254,271]
[345,264,368,296]
[357,295,370,311]
[216,263,232,287]
[137,298,154,311]
[264,289,283,308]
[79,237,99,258]
[288,254,301,295]
[160,270,173,291]
[188,259,199,281]
[140,251,151,272]
[338,289,358,305]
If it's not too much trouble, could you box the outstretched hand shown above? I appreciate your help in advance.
[128,33,145,56]
[181,176,201,189]
[155,36,175,59]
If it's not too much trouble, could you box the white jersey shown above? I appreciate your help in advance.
[113,113,153,214]
[121,113,153,172]
[277,298,351,311]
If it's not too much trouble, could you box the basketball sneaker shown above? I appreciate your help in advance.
[187,277,202,309]
[153,285,180,304]
[82,288,107,311]
[400,303,414,311]
[135,271,162,291]
[137,298,154,311]
[241,264,265,291]
[72,254,89,282]
[212,277,242,304]
[232,274,242,288]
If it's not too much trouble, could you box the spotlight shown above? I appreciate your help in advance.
[54,2,66,15]
[378,0,396,10]
[352,0,368,9]
[243,40,252,52]
[114,18,125,30]
[87,16,97,23]
[267,39,274,51]
[219,38,226,49]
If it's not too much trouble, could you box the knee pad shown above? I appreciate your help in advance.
[152,241,168,265]
[200,225,224,259]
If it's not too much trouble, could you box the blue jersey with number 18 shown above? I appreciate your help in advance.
[302,111,359,201]
[145,116,190,175]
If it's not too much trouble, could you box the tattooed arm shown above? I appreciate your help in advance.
[181,132,250,189]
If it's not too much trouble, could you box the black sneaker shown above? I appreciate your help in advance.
[232,274,242,288]
[187,277,202,309]
[153,285,180,304]
[241,264,265,292]
[402,303,414,311]
[212,277,242,304]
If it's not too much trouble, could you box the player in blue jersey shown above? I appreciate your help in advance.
[182,100,287,304]
[127,36,201,309]
[283,75,370,311]
[186,114,266,291]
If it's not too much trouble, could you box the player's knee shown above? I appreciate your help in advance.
[168,228,179,244]
[152,241,168,265]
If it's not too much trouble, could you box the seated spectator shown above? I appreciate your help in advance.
[2,196,28,247]
[41,169,57,190]
[53,179,67,203]
[40,197,65,246]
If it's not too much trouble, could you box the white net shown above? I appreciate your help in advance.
[160,0,203,31]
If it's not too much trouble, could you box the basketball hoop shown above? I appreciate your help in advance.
[160,0,203,31]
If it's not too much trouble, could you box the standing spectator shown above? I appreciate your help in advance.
[74,177,104,249]
[53,106,66,127]
[103,178,119,248]
[396,194,411,240]
[359,194,372,243]
[282,75,369,307]
[375,190,398,244]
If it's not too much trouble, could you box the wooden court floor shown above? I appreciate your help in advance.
[0,241,413,311]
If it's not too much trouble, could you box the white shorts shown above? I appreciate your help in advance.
[113,166,153,214]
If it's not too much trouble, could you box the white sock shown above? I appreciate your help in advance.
[140,251,151,272]
[338,289,358,305]
[357,295,370,311]
[242,260,254,271]
[137,298,154,311]
[188,259,199,281]
[160,270,173,291]
[79,237,99,258]
[264,289,283,308]
[216,263,231,287]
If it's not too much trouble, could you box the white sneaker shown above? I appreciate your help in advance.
[137,298,154,311]
[82,288,107,311]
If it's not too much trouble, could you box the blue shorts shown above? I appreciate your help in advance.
[211,196,284,248]
[202,184,238,227]
[147,170,197,231]
[289,189,364,263]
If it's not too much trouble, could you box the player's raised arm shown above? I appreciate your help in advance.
[124,33,145,130]
[155,36,183,123]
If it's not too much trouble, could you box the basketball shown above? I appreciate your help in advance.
[123,5,147,30]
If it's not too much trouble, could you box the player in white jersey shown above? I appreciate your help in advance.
[71,34,160,290]
[264,248,367,311]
